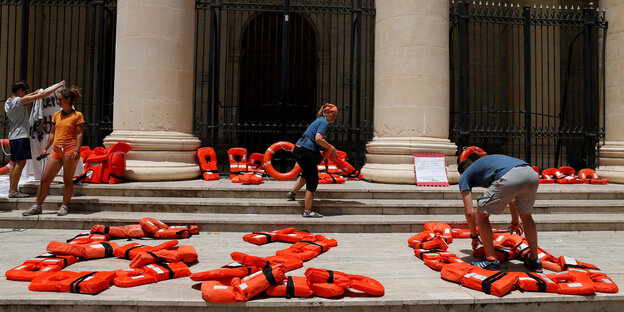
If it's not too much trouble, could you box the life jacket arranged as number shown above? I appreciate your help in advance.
[243,228,296,245]
[90,224,145,238]
[227,147,248,179]
[546,270,596,295]
[197,147,220,180]
[113,262,191,288]
[5,253,78,281]
[276,234,338,261]
[129,245,198,268]
[46,241,119,259]
[514,241,562,272]
[139,217,169,235]
[440,262,476,283]
[304,268,384,296]
[113,241,179,260]
[407,231,449,251]
[423,252,466,271]
[201,279,244,303]
[275,230,312,243]
[265,276,314,298]
[29,271,116,294]
[235,265,287,301]
[424,223,453,243]
[190,261,261,281]
[516,272,560,293]
[65,232,109,244]
[461,267,519,297]
[229,252,303,272]
[473,245,517,263]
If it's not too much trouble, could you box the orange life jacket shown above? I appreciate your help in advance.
[558,256,599,271]
[423,253,465,271]
[190,261,260,281]
[451,228,472,238]
[153,227,193,239]
[332,157,363,180]
[47,241,118,259]
[516,272,560,293]
[130,245,198,268]
[247,152,266,178]
[66,231,109,244]
[580,268,619,293]
[423,223,453,243]
[304,268,350,289]
[243,227,296,245]
[236,265,286,301]
[492,232,524,249]
[227,147,248,179]
[201,279,244,303]
[318,172,346,184]
[143,262,191,281]
[276,234,338,261]
[197,147,220,180]
[265,276,314,298]
[407,231,436,248]
[90,224,145,238]
[414,248,447,260]
[29,271,116,294]
[275,230,312,243]
[114,241,179,260]
[113,269,159,288]
[578,168,609,184]
[348,274,385,296]
[440,262,475,283]
[5,253,78,281]
[514,241,562,272]
[461,268,519,297]
[309,282,345,298]
[139,217,169,235]
[229,252,303,272]
[547,270,596,295]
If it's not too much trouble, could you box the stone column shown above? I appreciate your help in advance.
[360,0,458,184]
[103,0,201,181]
[597,0,624,183]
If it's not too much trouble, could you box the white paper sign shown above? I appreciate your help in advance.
[413,153,449,186]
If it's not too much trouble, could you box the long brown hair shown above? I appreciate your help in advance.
[316,103,334,118]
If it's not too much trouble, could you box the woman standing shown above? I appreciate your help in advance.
[287,103,338,218]
[22,86,85,216]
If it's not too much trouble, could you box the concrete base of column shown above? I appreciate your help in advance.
[360,137,459,184]
[103,130,201,181]
[596,141,624,184]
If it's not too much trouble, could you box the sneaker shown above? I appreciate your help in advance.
[286,191,296,201]
[9,191,30,198]
[22,204,42,216]
[57,205,69,216]
[524,258,543,273]
[471,258,500,271]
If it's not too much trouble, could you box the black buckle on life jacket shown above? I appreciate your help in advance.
[285,276,295,299]
[253,232,272,243]
[481,272,507,295]
[70,271,97,293]
[416,249,444,260]
[526,272,547,292]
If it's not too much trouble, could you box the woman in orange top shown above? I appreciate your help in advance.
[22,86,85,217]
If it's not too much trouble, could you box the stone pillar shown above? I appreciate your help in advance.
[596,0,624,183]
[104,0,201,181]
[360,0,458,184]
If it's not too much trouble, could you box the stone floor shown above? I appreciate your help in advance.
[1,228,622,311]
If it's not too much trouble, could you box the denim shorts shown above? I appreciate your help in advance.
[9,138,32,161]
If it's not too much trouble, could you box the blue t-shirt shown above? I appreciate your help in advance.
[458,154,528,192]
[296,116,329,152]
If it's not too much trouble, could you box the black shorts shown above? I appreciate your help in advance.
[9,138,32,161]
[293,146,319,192]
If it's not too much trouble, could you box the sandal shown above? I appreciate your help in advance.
[302,210,323,218]
[9,192,30,198]
[286,191,296,201]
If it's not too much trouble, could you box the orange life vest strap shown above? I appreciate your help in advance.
[263,267,276,285]
[35,254,69,267]
[70,272,97,293]
[327,270,334,283]
[482,272,507,295]
[125,245,146,259]
[156,262,175,279]
[526,272,547,292]
[286,276,295,299]
[300,240,324,253]
[101,242,115,258]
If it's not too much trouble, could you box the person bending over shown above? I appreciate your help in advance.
[287,103,338,218]
[458,154,542,272]
[4,80,66,198]
[22,86,84,217]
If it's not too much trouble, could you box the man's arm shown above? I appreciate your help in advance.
[20,80,65,104]
[462,190,481,249]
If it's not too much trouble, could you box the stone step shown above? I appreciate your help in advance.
[3,195,624,215]
[18,179,624,200]
[3,210,623,232]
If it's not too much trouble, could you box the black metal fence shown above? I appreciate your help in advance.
[1,0,116,165]
[450,2,607,170]
[194,0,375,173]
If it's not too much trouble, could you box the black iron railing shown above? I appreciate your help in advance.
[194,0,375,173]
[450,2,607,170]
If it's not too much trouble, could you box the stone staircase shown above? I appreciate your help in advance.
[2,179,623,233]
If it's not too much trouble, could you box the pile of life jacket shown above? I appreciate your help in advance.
[74,142,133,184]
[5,218,200,294]
[409,222,618,297]
[533,166,609,184]
[226,147,265,184]
[194,227,384,302]
[318,149,364,183]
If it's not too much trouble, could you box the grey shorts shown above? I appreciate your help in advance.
[477,166,539,215]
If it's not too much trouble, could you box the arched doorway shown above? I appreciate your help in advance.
[239,12,317,152]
